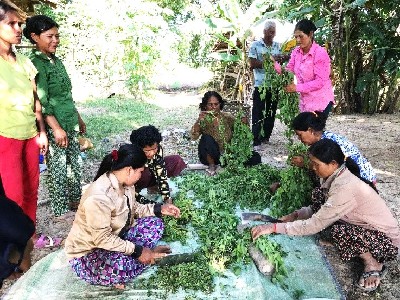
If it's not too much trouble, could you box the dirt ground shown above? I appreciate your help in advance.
[1,91,399,300]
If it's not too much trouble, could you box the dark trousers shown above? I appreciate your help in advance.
[252,87,278,145]
[198,134,221,166]
[198,134,261,167]
[0,187,35,286]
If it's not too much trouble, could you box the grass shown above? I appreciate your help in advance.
[77,95,198,160]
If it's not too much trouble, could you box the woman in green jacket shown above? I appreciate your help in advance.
[23,15,86,219]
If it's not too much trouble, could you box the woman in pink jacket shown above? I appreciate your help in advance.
[276,19,334,113]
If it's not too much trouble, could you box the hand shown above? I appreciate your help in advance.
[291,156,304,167]
[161,203,180,218]
[53,127,68,148]
[36,132,48,155]
[198,111,209,122]
[251,224,275,241]
[137,246,169,265]
[78,116,86,135]
[269,182,281,194]
[164,197,173,204]
[284,83,297,93]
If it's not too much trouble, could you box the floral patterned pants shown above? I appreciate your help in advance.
[46,130,82,216]
[311,187,398,262]
[69,216,164,286]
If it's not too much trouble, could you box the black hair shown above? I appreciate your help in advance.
[23,15,58,44]
[130,125,162,148]
[199,91,225,111]
[309,139,378,193]
[294,19,317,36]
[292,111,327,132]
[0,1,22,22]
[94,143,146,181]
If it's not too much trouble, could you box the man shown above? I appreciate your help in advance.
[248,20,281,149]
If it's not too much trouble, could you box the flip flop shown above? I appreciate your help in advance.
[34,235,62,249]
[357,265,387,292]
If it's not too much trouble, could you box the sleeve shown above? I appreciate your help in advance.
[152,147,170,201]
[83,195,137,255]
[247,41,258,59]
[32,60,53,116]
[285,49,296,73]
[19,54,37,81]
[191,120,201,140]
[296,47,331,93]
[275,184,357,236]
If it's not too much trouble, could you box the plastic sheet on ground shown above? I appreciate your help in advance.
[4,236,343,300]
[4,179,345,299]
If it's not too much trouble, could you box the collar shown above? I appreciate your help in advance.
[107,172,126,197]
[298,41,318,56]
[31,49,56,61]
[321,164,346,189]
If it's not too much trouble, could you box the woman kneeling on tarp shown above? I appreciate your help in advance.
[65,144,180,289]
[251,139,399,292]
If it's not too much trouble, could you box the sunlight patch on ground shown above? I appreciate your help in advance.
[375,168,397,177]
[146,90,203,108]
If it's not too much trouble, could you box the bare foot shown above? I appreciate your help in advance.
[114,283,125,290]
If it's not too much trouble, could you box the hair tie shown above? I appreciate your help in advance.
[111,149,118,161]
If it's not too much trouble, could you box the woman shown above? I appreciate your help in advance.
[275,19,334,113]
[291,111,376,184]
[191,91,260,175]
[130,125,186,204]
[23,15,86,219]
[0,1,48,225]
[65,143,180,289]
[191,91,236,175]
[252,139,399,292]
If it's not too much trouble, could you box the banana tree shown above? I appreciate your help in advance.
[205,0,279,103]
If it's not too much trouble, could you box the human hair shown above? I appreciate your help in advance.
[264,20,276,30]
[294,19,317,36]
[0,1,24,22]
[292,111,327,132]
[199,91,225,111]
[309,139,378,193]
[130,125,162,148]
[23,15,58,44]
[94,143,146,181]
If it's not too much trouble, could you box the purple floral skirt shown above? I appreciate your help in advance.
[69,216,164,286]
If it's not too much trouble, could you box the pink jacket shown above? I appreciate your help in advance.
[275,42,334,112]
[276,169,400,249]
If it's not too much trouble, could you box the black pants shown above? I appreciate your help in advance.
[198,134,221,165]
[251,87,278,146]
[198,134,261,167]
[0,180,35,287]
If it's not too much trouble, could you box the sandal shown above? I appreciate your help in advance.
[357,265,387,292]
[34,235,62,249]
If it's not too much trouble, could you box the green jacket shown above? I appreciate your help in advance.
[29,50,79,132]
